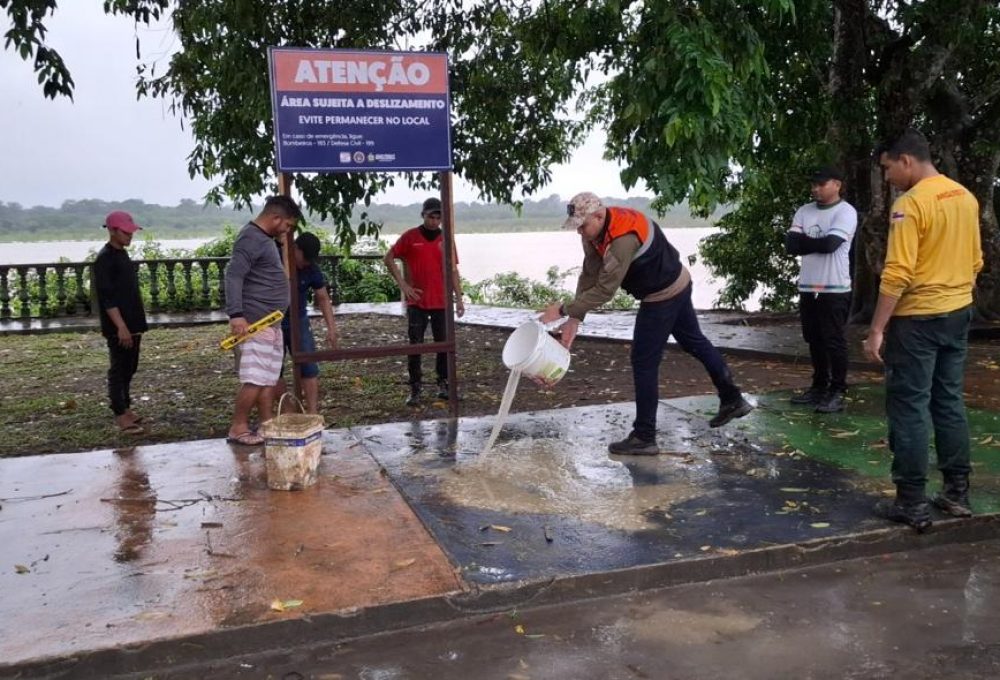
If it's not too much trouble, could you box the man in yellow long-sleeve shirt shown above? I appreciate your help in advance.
[863,128,982,531]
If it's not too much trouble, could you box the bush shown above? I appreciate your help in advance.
[466,266,637,311]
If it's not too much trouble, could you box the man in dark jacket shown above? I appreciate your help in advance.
[93,211,148,434]
[540,192,753,456]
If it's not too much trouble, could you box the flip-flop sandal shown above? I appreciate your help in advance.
[226,431,264,446]
[119,423,145,435]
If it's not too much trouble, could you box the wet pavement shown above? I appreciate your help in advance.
[355,387,1000,585]
[3,386,1000,676]
[3,307,1000,676]
[0,435,460,667]
[159,538,1000,680]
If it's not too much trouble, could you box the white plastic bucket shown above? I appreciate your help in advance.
[502,321,571,385]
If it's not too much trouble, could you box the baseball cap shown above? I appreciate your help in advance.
[562,192,603,230]
[421,197,442,214]
[295,232,321,263]
[104,211,142,234]
[809,166,844,183]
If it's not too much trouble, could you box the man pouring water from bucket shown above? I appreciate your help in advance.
[538,192,754,456]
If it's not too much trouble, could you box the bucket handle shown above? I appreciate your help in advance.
[538,318,565,332]
[275,392,307,419]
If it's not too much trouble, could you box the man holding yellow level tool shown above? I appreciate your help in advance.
[224,196,302,446]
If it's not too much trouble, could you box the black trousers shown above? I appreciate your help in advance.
[799,292,850,392]
[107,335,142,416]
[407,307,447,385]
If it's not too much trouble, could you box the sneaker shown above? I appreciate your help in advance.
[709,396,754,428]
[814,390,846,414]
[608,434,660,456]
[405,383,421,407]
[932,477,972,517]
[873,498,932,532]
[789,387,826,405]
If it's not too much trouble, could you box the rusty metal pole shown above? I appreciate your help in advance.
[278,172,302,407]
[440,171,459,417]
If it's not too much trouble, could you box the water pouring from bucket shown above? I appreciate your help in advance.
[482,321,572,454]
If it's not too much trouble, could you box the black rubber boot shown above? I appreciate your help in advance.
[932,475,972,518]
[814,390,846,414]
[405,383,421,407]
[790,386,826,405]
[874,486,932,532]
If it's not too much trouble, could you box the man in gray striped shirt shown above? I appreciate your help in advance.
[224,195,300,446]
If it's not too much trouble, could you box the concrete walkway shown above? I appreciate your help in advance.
[3,387,1000,676]
[147,539,1000,680]
[3,307,1000,677]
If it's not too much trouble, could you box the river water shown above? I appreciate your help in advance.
[0,228,755,310]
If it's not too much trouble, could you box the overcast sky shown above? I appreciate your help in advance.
[0,4,648,209]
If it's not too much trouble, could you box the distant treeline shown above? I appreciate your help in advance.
[0,195,718,241]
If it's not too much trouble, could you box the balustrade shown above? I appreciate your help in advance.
[0,254,372,321]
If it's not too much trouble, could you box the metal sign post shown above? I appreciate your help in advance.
[266,48,459,413]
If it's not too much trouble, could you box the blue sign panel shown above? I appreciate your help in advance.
[268,48,452,173]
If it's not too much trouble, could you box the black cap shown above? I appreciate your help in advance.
[809,165,844,183]
[421,197,442,214]
[295,232,321,263]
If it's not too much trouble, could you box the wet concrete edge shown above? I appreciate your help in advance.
[5,514,999,680]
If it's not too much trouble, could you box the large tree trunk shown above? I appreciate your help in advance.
[959,151,1000,319]
[829,0,876,323]
[852,164,890,323]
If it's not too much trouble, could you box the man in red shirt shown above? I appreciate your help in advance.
[384,197,465,405]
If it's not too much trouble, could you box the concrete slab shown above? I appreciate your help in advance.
[668,386,1000,511]
[162,538,1000,680]
[0,434,461,667]
[358,390,1000,585]
[3,391,1000,675]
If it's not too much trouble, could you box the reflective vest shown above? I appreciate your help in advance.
[594,207,683,299]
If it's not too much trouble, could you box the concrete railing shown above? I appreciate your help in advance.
[0,254,382,320]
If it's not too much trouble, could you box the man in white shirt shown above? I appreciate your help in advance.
[785,166,858,413]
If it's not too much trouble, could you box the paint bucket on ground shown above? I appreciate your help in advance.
[502,321,571,385]
[260,394,324,491]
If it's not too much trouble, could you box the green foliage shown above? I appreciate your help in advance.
[0,0,74,99]
[8,0,998,314]
[465,266,636,311]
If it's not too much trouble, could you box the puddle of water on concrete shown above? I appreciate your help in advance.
[481,368,522,455]
[406,438,701,531]
[624,603,763,645]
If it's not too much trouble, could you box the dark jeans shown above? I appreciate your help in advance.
[631,284,740,441]
[407,306,447,386]
[799,292,851,392]
[281,317,319,378]
[885,306,973,494]
[106,335,142,416]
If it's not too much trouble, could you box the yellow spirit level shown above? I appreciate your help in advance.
[219,310,284,350]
